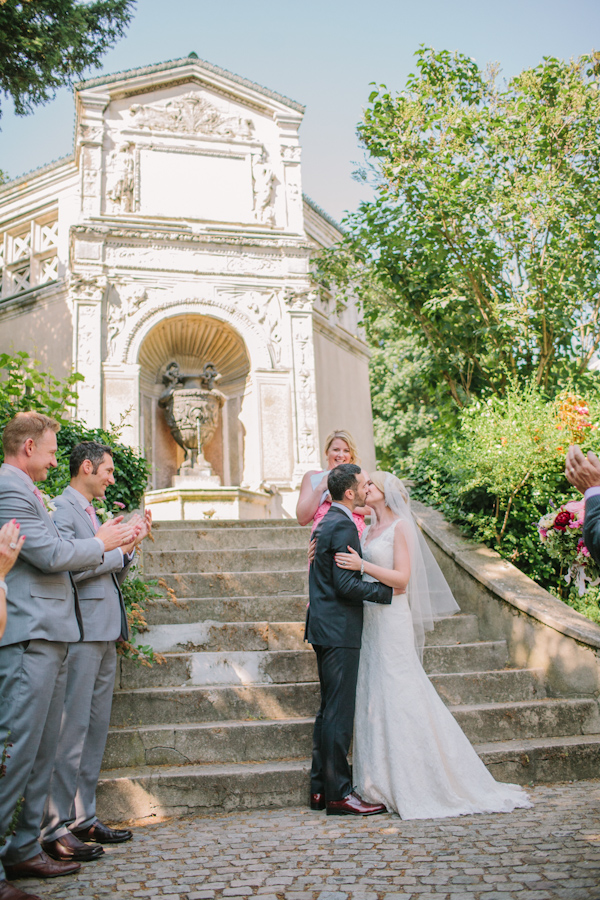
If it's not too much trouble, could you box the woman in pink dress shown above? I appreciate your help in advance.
[296,429,368,537]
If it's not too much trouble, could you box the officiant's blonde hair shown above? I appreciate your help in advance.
[323,429,359,464]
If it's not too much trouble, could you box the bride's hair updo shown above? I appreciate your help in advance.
[370,471,410,506]
[323,429,360,465]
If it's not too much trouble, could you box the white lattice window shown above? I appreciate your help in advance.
[1,212,58,298]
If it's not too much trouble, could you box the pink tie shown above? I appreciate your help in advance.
[85,505,100,533]
[32,486,44,505]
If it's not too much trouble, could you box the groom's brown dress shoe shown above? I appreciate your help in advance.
[310,793,326,810]
[42,832,104,862]
[0,880,43,900]
[4,851,80,879]
[72,820,132,844]
[326,792,387,816]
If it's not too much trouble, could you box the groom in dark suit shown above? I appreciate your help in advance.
[306,463,393,816]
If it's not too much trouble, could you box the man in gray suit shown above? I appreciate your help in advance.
[0,413,135,900]
[41,442,151,860]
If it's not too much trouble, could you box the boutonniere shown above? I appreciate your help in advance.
[93,500,126,523]
[40,492,57,515]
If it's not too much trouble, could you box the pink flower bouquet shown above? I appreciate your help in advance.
[538,500,599,595]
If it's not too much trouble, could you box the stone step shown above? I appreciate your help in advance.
[425,614,479,646]
[97,759,311,823]
[104,717,314,769]
[145,548,308,575]
[475,734,600,785]
[97,733,600,823]
[430,668,546,705]
[140,621,305,653]
[452,698,600,744]
[110,682,321,728]
[106,697,600,770]
[144,595,309,626]
[156,570,308,598]
[150,524,311,551]
[119,641,508,689]
[138,615,480,653]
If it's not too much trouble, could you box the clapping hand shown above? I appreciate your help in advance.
[121,509,153,555]
[334,545,362,571]
[565,445,600,494]
[0,520,26,579]
[95,516,137,552]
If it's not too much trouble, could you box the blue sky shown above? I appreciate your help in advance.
[0,0,598,222]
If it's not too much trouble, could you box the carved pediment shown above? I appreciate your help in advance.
[129,92,254,139]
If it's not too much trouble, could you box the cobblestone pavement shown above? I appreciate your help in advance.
[17,781,600,900]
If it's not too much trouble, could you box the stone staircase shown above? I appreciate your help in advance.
[97,519,600,822]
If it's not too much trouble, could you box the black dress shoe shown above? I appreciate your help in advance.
[0,880,43,900]
[72,820,132,844]
[326,791,387,816]
[310,792,326,810]
[4,851,81,879]
[42,832,104,862]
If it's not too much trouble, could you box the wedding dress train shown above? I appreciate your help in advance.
[353,522,532,820]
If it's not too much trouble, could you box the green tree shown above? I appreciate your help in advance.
[0,0,135,118]
[320,48,600,408]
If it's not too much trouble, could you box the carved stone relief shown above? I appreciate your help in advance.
[281,145,301,162]
[252,153,276,226]
[106,142,135,214]
[290,313,320,468]
[106,284,148,359]
[70,274,107,303]
[284,287,316,312]
[129,93,254,139]
[227,290,284,366]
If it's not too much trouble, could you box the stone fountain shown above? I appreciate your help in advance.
[158,360,225,487]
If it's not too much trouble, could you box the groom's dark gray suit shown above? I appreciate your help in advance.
[41,485,132,842]
[0,465,104,877]
[306,504,392,801]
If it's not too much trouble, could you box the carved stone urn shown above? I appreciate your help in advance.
[158,361,225,484]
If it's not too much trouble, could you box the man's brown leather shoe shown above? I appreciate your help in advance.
[310,792,326,810]
[72,820,132,844]
[42,832,104,862]
[326,791,387,816]
[0,880,43,900]
[4,851,80,879]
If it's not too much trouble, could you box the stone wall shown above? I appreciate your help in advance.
[412,500,600,700]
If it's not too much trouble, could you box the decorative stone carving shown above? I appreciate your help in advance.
[106,284,148,359]
[284,287,316,311]
[281,145,301,162]
[228,290,283,366]
[158,361,225,483]
[252,153,276,226]
[70,274,107,303]
[129,93,254,139]
[106,142,135,214]
[290,315,319,469]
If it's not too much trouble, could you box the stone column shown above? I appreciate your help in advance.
[254,371,294,485]
[286,290,321,483]
[102,362,141,449]
[71,275,107,428]
[76,93,109,218]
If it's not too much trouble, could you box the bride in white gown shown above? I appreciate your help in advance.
[334,471,532,820]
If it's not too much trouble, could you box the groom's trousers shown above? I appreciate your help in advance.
[310,644,360,801]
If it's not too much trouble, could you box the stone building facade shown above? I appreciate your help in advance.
[0,56,375,517]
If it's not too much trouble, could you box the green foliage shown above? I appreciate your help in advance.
[321,47,600,411]
[117,566,165,667]
[410,381,600,620]
[0,0,135,118]
[0,350,82,425]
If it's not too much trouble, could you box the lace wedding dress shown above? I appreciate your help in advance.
[353,521,532,820]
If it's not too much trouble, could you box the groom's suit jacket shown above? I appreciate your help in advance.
[52,486,130,642]
[306,505,393,648]
[584,493,600,566]
[0,467,104,646]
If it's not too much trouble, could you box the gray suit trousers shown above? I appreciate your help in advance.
[42,641,117,840]
[0,640,68,874]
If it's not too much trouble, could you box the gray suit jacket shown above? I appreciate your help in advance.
[0,469,104,646]
[52,487,130,642]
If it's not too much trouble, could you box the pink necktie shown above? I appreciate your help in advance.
[32,486,44,505]
[85,505,100,533]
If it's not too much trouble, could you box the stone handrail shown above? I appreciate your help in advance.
[412,500,600,698]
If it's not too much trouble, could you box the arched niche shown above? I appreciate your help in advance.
[138,313,250,490]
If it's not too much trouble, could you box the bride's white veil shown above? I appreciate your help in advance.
[376,472,460,660]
